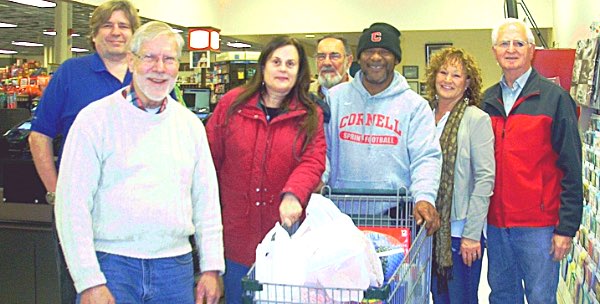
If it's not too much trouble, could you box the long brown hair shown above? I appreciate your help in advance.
[227,36,318,151]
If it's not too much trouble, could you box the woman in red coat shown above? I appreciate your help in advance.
[205,36,326,303]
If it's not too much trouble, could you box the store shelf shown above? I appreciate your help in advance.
[211,61,257,102]
[561,36,600,304]
[558,278,573,304]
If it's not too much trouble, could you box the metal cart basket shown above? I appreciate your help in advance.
[242,187,432,304]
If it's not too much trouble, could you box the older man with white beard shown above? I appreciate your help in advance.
[54,21,224,304]
[310,36,354,99]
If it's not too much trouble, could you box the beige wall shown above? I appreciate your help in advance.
[306,28,549,91]
[73,0,555,33]
[553,0,600,48]
[399,29,504,91]
[71,0,593,90]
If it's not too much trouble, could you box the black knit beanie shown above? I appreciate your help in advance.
[357,22,402,62]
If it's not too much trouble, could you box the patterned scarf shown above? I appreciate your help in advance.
[432,97,468,291]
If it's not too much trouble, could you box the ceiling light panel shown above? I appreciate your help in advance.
[71,47,88,53]
[8,0,56,8]
[42,30,80,37]
[0,22,18,28]
[12,41,44,47]
[226,41,251,48]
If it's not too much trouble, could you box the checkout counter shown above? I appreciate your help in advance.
[0,114,68,303]
[0,189,64,303]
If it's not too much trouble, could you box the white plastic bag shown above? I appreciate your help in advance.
[254,194,383,303]
[255,222,315,302]
[255,222,312,286]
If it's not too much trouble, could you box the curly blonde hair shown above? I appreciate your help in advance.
[424,47,483,108]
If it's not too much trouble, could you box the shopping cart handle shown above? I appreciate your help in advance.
[322,186,408,197]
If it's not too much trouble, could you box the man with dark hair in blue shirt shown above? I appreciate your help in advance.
[29,0,140,201]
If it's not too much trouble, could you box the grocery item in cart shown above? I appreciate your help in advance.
[363,230,408,281]
[254,194,384,302]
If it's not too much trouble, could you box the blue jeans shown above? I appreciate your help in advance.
[223,259,250,304]
[430,236,485,304]
[487,225,559,304]
[77,252,194,304]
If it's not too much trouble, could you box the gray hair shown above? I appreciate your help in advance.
[491,18,535,45]
[128,21,185,59]
[317,35,353,56]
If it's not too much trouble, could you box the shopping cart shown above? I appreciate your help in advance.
[241,187,433,304]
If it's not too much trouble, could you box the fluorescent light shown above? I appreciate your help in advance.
[226,41,251,48]
[0,22,17,28]
[305,34,315,38]
[0,49,18,54]
[8,0,56,8]
[12,41,43,47]
[43,30,80,37]
[71,47,89,53]
[172,28,183,33]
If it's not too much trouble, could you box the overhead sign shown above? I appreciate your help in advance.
[188,27,220,52]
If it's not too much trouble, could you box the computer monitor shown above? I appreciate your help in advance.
[182,88,211,111]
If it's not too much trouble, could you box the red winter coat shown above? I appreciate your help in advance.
[206,87,326,266]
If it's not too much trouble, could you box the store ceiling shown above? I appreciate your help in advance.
[0,0,263,59]
[227,32,362,57]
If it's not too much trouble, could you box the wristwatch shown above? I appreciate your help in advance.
[45,192,56,205]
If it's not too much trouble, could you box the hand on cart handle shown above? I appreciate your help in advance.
[195,270,222,304]
[414,200,441,236]
[279,193,303,228]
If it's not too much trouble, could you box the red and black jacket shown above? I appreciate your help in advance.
[482,68,582,237]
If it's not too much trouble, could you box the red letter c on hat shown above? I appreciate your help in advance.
[371,32,382,42]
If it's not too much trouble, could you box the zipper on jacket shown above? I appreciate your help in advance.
[540,201,545,211]
[258,123,273,207]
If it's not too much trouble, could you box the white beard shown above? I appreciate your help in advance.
[318,72,343,89]
[134,73,176,103]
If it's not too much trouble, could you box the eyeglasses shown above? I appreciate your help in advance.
[494,40,531,50]
[316,52,344,62]
[133,53,179,67]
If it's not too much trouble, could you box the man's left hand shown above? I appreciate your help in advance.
[413,200,440,236]
[195,271,222,304]
[550,234,573,262]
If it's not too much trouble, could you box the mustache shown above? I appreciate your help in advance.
[319,66,337,73]
[145,73,171,80]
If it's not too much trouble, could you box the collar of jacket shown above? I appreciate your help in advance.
[484,68,542,116]
[236,91,308,120]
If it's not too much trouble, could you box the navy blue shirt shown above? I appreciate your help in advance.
[31,53,132,160]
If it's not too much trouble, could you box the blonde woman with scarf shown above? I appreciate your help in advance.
[425,48,495,304]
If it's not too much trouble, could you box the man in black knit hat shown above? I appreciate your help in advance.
[325,22,441,235]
